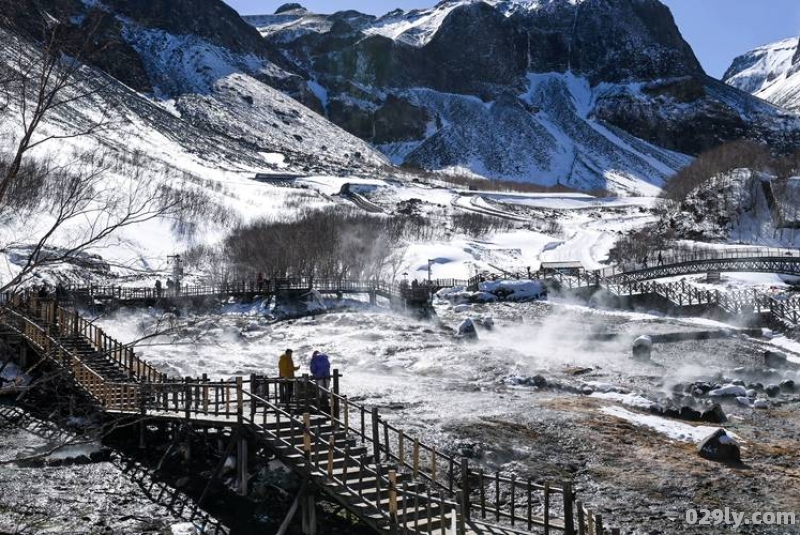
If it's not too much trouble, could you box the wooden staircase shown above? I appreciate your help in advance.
[0,292,618,535]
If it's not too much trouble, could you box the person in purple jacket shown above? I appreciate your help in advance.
[309,350,331,390]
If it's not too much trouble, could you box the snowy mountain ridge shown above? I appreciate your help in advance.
[724,36,800,112]
[248,0,800,194]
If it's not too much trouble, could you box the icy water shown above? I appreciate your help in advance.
[6,301,800,534]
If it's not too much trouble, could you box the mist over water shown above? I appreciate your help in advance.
[93,300,797,409]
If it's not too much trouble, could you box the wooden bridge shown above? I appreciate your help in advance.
[61,277,482,311]
[541,247,800,326]
[0,294,617,535]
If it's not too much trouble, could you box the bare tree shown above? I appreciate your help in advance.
[0,17,112,203]
[0,18,179,292]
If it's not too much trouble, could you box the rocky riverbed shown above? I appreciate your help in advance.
[33,301,800,534]
[0,418,206,535]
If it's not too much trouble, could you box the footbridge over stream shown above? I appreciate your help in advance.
[0,292,619,535]
[541,247,800,327]
[60,277,481,312]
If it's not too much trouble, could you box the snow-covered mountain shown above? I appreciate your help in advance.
[247,0,800,194]
[4,0,800,197]
[724,37,800,112]
[0,0,388,175]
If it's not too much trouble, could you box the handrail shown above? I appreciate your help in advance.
[1,295,618,534]
[2,294,165,383]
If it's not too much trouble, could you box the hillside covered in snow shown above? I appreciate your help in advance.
[658,169,800,247]
[724,36,800,112]
[248,0,800,194]
[0,0,388,176]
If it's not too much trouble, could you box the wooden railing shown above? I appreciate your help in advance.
[1,290,620,534]
[2,293,164,383]
[300,378,614,535]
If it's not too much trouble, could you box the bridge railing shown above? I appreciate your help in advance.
[241,387,468,534]
[2,292,165,383]
[302,378,610,535]
[599,246,800,279]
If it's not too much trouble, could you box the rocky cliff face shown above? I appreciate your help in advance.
[4,0,799,194]
[249,0,800,193]
[724,37,800,112]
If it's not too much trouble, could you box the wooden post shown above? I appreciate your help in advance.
[431,447,437,483]
[138,383,148,449]
[457,498,466,535]
[595,514,603,535]
[327,436,335,479]
[239,436,248,496]
[544,481,550,534]
[388,470,398,519]
[332,369,340,420]
[510,474,516,525]
[527,477,533,530]
[303,413,312,454]
[371,407,380,464]
[343,396,349,434]
[202,374,209,414]
[577,501,585,535]
[412,439,420,479]
[398,433,405,468]
[563,482,575,535]
[250,374,257,421]
[236,377,244,424]
[383,421,390,460]
[302,374,310,415]
[184,379,191,421]
[461,458,470,520]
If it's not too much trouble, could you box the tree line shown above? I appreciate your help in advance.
[662,140,800,202]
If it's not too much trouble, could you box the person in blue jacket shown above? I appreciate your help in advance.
[309,350,331,390]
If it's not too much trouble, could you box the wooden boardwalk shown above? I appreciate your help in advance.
[60,277,482,311]
[0,295,617,535]
[541,248,800,327]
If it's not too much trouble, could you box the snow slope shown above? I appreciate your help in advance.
[0,28,342,283]
[383,75,690,195]
[724,37,800,111]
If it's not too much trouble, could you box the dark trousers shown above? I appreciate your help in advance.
[280,382,294,405]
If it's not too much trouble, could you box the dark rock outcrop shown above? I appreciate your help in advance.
[697,429,741,464]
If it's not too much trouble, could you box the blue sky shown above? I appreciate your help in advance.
[224,0,800,79]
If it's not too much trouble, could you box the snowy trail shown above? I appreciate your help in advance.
[450,194,529,222]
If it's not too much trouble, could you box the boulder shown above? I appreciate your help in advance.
[735,396,751,407]
[632,335,653,360]
[693,382,712,394]
[765,384,781,398]
[456,319,479,341]
[679,406,702,421]
[529,375,548,388]
[697,429,741,464]
[780,379,795,392]
[754,398,771,410]
[709,384,747,397]
[764,351,788,368]
[700,403,727,424]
